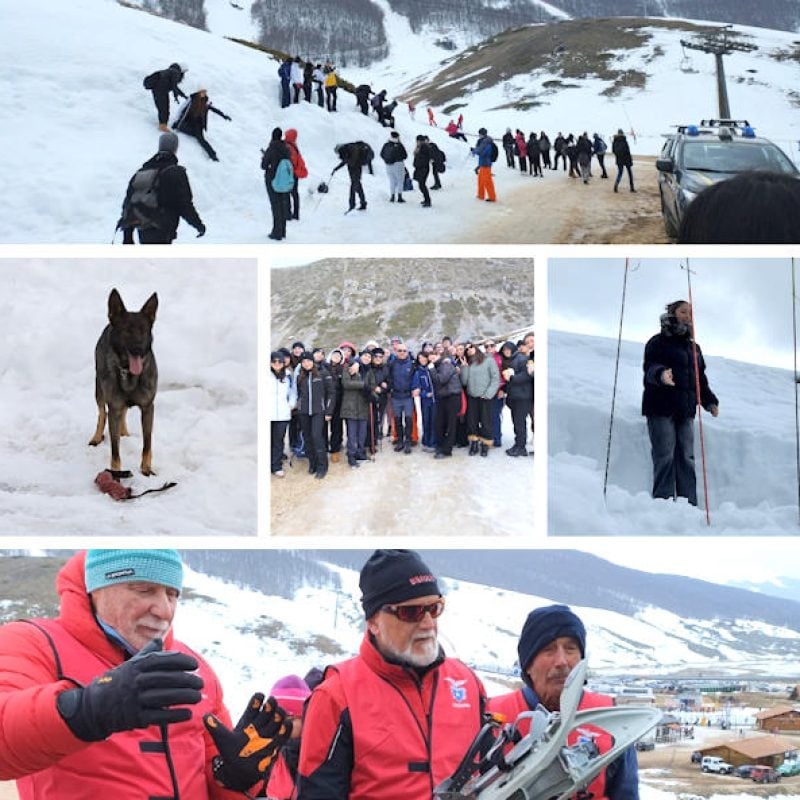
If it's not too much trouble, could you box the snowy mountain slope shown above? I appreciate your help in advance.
[548,329,799,534]
[0,258,257,535]
[1,0,519,244]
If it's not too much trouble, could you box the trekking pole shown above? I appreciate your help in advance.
[311,169,337,212]
[368,400,376,460]
[603,258,631,501]
[684,258,711,526]
[792,257,800,526]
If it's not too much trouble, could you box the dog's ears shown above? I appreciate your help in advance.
[140,293,158,323]
[108,288,126,323]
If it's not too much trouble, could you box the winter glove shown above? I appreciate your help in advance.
[196,223,206,238]
[223,114,232,121]
[205,693,291,792]
[56,638,203,742]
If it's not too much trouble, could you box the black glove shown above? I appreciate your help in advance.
[56,638,203,742]
[205,693,291,792]
[224,114,232,121]
[196,223,206,237]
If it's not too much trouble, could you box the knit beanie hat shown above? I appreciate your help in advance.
[360,549,440,619]
[270,674,311,716]
[159,132,179,154]
[517,604,585,684]
[85,549,183,594]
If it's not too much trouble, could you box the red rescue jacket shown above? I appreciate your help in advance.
[298,633,485,799]
[487,688,614,800]
[0,552,240,800]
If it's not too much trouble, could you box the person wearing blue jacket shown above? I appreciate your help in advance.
[470,127,496,202]
[387,344,415,454]
[411,352,437,451]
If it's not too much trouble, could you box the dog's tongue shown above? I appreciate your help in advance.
[128,354,144,375]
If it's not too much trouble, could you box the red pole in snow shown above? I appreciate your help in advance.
[685,259,711,526]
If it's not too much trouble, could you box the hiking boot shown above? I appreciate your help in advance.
[355,452,368,461]
[390,194,395,202]
[358,202,367,210]
[434,451,452,459]
[404,442,412,454]
[630,187,636,192]
[469,441,479,456]
[613,184,619,193]
[506,446,521,457]
[394,442,404,452]
[331,452,340,463]
[480,443,489,457]
[315,470,327,479]
[421,201,431,207]
[397,195,405,203]
[347,455,359,468]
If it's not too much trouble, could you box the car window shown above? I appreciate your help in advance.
[682,140,797,174]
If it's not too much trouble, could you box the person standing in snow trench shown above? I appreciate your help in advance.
[642,300,719,506]
[172,88,231,161]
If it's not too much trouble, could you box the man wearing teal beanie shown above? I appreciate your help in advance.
[0,550,291,799]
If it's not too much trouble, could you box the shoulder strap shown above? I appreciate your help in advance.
[21,620,83,687]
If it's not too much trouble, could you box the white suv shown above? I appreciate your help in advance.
[702,756,733,774]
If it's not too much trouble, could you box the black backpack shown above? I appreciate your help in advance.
[490,141,499,162]
[358,142,375,166]
[143,71,158,90]
[120,164,174,230]
[430,144,446,172]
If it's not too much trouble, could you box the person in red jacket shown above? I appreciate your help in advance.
[0,550,289,800]
[284,128,309,221]
[486,604,640,800]
[297,549,486,800]
[265,674,311,800]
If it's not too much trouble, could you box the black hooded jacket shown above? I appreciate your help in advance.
[642,317,718,420]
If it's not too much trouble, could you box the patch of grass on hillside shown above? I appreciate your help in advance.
[439,299,464,337]
[239,617,284,638]
[0,556,64,621]
[292,634,345,656]
[600,70,647,97]
[388,301,436,333]
[770,44,800,64]
[788,91,800,108]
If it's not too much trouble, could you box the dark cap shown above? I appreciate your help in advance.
[292,341,305,351]
[270,350,284,362]
[478,127,487,135]
[300,351,314,361]
[360,549,441,619]
[517,604,586,685]
[371,347,385,356]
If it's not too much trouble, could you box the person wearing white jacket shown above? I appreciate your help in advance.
[270,351,297,477]
[290,57,304,104]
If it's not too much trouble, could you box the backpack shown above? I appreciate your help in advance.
[489,141,499,162]
[120,164,174,230]
[143,72,158,91]
[430,144,446,172]
[358,143,374,167]
[271,158,295,193]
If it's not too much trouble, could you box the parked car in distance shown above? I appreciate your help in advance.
[777,759,800,777]
[655,119,799,239]
[733,764,757,778]
[636,740,655,751]
[750,765,780,783]
[702,756,734,774]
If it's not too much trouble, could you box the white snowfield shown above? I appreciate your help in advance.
[2,0,800,243]
[0,259,258,535]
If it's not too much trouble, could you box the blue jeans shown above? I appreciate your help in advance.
[420,402,437,448]
[647,416,697,505]
[392,396,414,444]
[345,418,368,458]
[491,396,504,446]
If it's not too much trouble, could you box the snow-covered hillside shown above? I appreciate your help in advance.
[0,258,257,535]
[4,0,800,243]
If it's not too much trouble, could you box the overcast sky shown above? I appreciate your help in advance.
[549,258,798,370]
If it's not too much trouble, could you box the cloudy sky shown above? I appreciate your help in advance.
[549,257,798,370]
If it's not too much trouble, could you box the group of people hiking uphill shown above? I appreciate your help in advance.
[116,56,640,244]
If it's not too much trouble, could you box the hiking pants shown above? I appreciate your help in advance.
[431,167,442,190]
[530,154,542,176]
[392,397,414,445]
[266,181,289,239]
[386,162,405,197]
[192,131,217,160]
[435,394,461,455]
[518,156,528,173]
[280,80,291,109]
[504,145,514,167]
[477,166,496,201]
[597,153,608,177]
[325,86,337,111]
[491,396,504,447]
[152,89,170,125]
[315,84,324,107]
[348,169,365,209]
[647,415,697,506]
[289,183,300,220]
[420,401,437,448]
[541,150,551,169]
[345,418,368,459]
[508,398,529,450]
[554,151,566,171]
[271,420,289,473]
[299,413,327,475]
[466,395,493,445]
[615,164,635,190]
[416,170,431,205]
[137,228,172,244]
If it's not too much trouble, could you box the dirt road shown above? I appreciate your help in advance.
[459,158,669,244]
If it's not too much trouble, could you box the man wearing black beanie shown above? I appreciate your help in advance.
[297,550,486,799]
[487,604,640,800]
[261,127,292,240]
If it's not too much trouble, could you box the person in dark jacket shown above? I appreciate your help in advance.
[501,340,534,456]
[382,100,398,128]
[327,349,345,463]
[412,135,433,206]
[411,352,437,451]
[388,344,415,453]
[429,352,462,458]
[429,141,446,190]
[576,132,593,184]
[355,84,372,115]
[592,133,609,178]
[261,127,292,241]
[143,62,187,131]
[502,129,515,168]
[370,347,390,444]
[553,133,566,171]
[612,129,635,192]
[296,352,334,479]
[527,133,542,177]
[539,131,552,169]
[642,300,719,505]
[278,58,292,108]
[172,89,231,161]
[302,61,314,103]
[341,350,377,467]
[332,142,373,212]
[370,89,387,124]
[119,132,205,244]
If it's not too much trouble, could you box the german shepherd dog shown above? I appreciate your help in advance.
[89,289,159,474]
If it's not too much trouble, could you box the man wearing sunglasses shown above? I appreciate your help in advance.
[298,549,486,799]
[487,604,640,800]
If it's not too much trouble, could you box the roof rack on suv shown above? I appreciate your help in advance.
[675,120,756,139]
[700,119,750,129]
